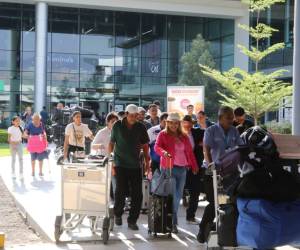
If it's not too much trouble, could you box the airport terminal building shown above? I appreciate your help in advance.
[0,0,295,125]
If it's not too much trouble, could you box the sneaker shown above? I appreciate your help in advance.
[186,217,198,224]
[128,223,139,231]
[32,172,35,177]
[172,225,178,234]
[19,173,24,180]
[11,173,16,179]
[115,216,122,226]
[197,230,206,243]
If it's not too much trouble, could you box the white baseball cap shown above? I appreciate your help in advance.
[167,112,181,121]
[138,107,146,113]
[125,104,138,114]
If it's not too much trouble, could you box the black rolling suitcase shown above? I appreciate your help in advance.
[148,194,172,237]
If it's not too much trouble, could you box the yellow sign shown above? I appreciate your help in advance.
[167,86,205,117]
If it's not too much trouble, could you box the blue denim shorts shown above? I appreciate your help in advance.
[30,151,48,161]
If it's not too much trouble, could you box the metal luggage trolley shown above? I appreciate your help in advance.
[54,157,114,244]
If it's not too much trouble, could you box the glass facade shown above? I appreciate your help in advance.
[251,0,294,70]
[0,2,234,126]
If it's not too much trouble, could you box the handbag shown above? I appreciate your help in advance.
[151,157,174,197]
[72,124,86,159]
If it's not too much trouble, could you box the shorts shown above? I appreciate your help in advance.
[30,151,48,161]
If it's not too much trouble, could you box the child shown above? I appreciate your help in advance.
[8,116,24,180]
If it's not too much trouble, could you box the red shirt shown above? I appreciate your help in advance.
[154,130,198,172]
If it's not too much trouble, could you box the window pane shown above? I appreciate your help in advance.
[207,20,220,40]
[0,50,20,71]
[50,7,79,53]
[115,12,140,57]
[22,8,35,51]
[222,35,234,56]
[80,9,114,55]
[221,55,233,71]
[21,51,35,71]
[221,19,234,36]
[50,53,79,73]
[80,55,114,76]
[142,14,167,58]
[0,4,21,50]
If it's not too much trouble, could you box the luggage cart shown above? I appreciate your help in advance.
[54,157,114,244]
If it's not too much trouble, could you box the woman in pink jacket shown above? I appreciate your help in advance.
[155,112,198,233]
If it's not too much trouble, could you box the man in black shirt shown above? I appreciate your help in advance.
[233,107,254,134]
[109,104,150,231]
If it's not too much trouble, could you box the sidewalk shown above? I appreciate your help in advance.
[0,150,207,249]
[1,150,299,250]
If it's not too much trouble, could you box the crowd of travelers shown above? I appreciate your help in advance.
[7,100,255,243]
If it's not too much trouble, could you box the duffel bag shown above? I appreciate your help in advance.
[237,198,300,249]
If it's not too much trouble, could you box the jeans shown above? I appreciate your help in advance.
[162,166,187,225]
[114,167,142,224]
[10,143,23,174]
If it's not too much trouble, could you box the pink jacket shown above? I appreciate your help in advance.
[154,130,198,172]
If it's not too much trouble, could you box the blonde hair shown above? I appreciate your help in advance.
[32,112,41,120]
[165,120,186,138]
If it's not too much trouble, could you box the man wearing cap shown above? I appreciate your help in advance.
[137,107,152,130]
[197,106,242,243]
[109,104,150,230]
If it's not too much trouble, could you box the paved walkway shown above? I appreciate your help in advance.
[0,148,299,250]
[0,149,208,249]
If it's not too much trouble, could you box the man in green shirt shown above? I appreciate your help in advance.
[109,104,150,230]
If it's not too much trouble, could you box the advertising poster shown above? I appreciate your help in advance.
[167,86,205,117]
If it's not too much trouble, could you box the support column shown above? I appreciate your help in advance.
[34,2,48,113]
[292,0,300,135]
[234,11,249,71]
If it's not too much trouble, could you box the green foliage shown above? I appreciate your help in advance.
[242,0,285,12]
[179,34,224,119]
[265,120,292,134]
[200,0,292,124]
[0,129,8,144]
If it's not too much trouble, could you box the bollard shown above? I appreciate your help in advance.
[0,232,5,248]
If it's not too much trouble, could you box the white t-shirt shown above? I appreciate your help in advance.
[91,126,111,156]
[147,124,162,144]
[8,126,23,142]
[65,123,92,148]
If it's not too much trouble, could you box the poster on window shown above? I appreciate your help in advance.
[167,86,205,118]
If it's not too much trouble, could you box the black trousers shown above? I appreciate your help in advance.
[199,175,215,237]
[186,170,204,219]
[114,167,142,224]
[151,160,160,174]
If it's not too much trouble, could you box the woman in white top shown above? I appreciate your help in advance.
[8,116,24,180]
[92,112,119,156]
[92,112,119,196]
[63,111,94,160]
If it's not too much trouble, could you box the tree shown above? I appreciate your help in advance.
[179,34,225,119]
[200,0,292,125]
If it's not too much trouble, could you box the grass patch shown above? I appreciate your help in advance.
[0,143,28,157]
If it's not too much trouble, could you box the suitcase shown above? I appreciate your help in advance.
[141,178,150,213]
[148,194,172,237]
[237,198,300,249]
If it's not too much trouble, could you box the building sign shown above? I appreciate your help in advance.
[75,88,119,94]
[167,86,205,117]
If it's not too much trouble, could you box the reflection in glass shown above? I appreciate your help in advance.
[50,7,79,53]
[80,9,114,55]
[50,53,79,73]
